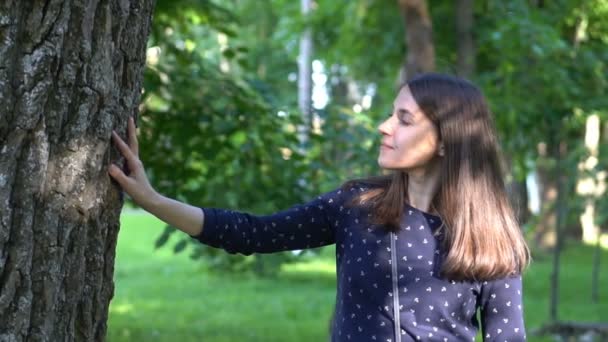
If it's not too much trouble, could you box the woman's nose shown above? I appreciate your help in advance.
[378,117,393,135]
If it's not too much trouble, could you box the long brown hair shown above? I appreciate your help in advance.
[346,73,530,282]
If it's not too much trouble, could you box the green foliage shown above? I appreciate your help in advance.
[473,1,607,236]
[141,0,382,276]
[139,0,608,275]
[476,1,607,161]
[142,0,314,275]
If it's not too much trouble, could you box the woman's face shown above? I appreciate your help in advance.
[377,86,442,171]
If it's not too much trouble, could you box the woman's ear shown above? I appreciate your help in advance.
[438,142,445,156]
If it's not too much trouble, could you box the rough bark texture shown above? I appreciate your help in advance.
[398,0,435,83]
[0,0,154,341]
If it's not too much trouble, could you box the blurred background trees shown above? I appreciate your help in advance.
[137,0,606,337]
[144,0,607,267]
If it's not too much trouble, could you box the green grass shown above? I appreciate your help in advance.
[107,212,608,342]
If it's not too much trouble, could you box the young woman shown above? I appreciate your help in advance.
[109,73,530,342]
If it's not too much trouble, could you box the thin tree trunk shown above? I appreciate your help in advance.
[455,0,475,78]
[506,176,531,226]
[578,114,601,245]
[535,142,558,249]
[591,120,608,303]
[579,114,603,303]
[397,0,435,83]
[503,154,531,226]
[591,229,601,303]
[550,141,568,322]
[297,0,313,145]
[0,1,154,341]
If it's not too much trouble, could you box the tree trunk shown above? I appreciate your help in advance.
[0,1,154,341]
[534,179,558,249]
[397,0,435,83]
[592,231,601,303]
[455,0,475,78]
[534,141,558,249]
[297,0,313,145]
[550,141,568,322]
[577,114,602,244]
[506,176,531,227]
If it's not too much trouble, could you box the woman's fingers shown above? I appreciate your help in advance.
[108,163,137,193]
[128,117,139,157]
[112,130,137,163]
[108,119,156,207]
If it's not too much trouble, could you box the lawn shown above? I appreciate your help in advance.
[107,211,607,342]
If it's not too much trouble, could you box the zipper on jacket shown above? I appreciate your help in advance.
[390,232,402,342]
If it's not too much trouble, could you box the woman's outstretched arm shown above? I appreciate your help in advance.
[108,117,204,236]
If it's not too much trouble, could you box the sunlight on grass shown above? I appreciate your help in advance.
[110,303,135,314]
[282,258,336,276]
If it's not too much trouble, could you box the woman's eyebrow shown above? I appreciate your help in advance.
[392,104,414,116]
[393,107,415,119]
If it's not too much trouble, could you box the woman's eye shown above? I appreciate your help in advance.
[398,117,410,125]
[387,112,410,125]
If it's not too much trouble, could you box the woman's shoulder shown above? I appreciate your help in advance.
[340,175,390,192]
[318,180,372,204]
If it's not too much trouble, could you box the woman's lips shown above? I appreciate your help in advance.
[381,143,394,149]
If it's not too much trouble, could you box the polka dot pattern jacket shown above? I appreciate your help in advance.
[191,186,527,342]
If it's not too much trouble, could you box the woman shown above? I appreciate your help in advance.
[109,73,530,341]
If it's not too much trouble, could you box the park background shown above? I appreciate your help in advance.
[0,0,606,341]
[108,1,607,341]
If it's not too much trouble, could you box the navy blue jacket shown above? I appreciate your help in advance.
[191,185,527,342]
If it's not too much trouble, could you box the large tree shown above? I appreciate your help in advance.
[0,0,154,340]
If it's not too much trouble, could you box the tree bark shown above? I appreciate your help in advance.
[397,0,435,83]
[0,1,154,341]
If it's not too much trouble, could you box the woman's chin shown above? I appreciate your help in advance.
[378,159,415,172]
[378,160,400,170]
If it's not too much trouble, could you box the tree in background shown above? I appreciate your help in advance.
[0,0,154,340]
[298,0,313,145]
[455,0,475,78]
[398,0,436,82]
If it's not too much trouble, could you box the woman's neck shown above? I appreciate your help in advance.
[406,160,441,212]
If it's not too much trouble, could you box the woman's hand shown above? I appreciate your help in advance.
[108,117,204,236]
[108,117,159,209]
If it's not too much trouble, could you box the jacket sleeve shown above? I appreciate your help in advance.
[189,187,349,255]
[479,274,527,341]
